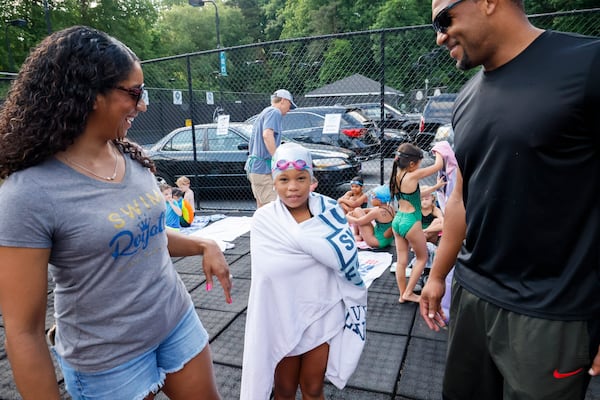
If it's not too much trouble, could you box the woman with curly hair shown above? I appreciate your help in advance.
[0,26,231,400]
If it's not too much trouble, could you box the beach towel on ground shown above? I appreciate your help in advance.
[241,193,367,400]
[179,199,194,227]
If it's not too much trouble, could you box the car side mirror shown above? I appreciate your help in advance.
[238,143,249,150]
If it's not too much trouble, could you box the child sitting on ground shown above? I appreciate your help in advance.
[160,183,182,230]
[176,175,196,214]
[337,176,368,214]
[172,188,195,228]
[420,184,444,245]
[345,185,394,249]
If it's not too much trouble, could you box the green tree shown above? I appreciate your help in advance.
[229,0,265,41]
[261,0,287,40]
[525,0,600,13]
[373,0,432,28]
[152,3,252,56]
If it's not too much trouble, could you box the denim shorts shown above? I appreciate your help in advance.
[52,305,208,400]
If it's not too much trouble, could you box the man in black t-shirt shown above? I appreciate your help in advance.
[420,0,600,398]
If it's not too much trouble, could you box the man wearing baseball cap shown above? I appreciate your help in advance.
[245,89,297,207]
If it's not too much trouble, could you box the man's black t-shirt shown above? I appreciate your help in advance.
[453,30,600,320]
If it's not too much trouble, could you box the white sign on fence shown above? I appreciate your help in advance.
[173,90,182,105]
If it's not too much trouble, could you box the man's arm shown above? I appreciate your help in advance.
[419,169,466,331]
[262,128,277,156]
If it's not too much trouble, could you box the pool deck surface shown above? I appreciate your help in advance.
[1,210,598,400]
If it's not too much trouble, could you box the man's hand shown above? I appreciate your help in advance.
[590,345,600,376]
[419,276,447,331]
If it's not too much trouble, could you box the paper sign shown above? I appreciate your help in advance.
[322,113,342,134]
[217,114,230,136]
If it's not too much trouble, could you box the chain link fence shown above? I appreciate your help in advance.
[133,9,599,210]
[2,9,599,210]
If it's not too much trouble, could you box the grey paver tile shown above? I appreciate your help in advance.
[2,213,598,400]
[190,277,249,313]
[367,291,416,335]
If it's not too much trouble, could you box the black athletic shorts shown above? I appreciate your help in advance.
[443,281,598,400]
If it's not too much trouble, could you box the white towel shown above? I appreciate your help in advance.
[241,193,367,399]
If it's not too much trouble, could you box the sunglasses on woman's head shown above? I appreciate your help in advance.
[115,84,145,105]
[432,0,467,33]
[274,159,310,171]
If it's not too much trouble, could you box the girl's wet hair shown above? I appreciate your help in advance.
[395,143,423,166]
[388,143,423,197]
[0,26,155,178]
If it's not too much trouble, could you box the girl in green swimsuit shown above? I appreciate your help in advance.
[390,143,444,303]
[346,185,394,249]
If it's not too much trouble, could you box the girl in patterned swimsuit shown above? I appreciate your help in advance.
[390,143,444,303]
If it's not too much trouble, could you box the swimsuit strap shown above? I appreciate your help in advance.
[398,171,407,190]
[395,171,421,214]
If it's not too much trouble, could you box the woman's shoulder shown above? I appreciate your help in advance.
[3,160,58,191]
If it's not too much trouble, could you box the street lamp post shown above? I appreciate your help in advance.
[43,0,52,34]
[188,0,221,49]
[189,0,225,112]
[187,0,223,163]
[4,19,27,72]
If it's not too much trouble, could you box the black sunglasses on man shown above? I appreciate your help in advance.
[432,0,467,33]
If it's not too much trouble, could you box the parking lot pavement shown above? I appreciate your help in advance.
[1,211,598,399]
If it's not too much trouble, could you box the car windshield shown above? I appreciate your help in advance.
[357,107,381,120]
[425,101,454,117]
[347,103,405,121]
[346,110,370,124]
[424,95,457,119]
[236,123,253,136]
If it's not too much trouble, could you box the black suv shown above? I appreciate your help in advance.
[248,106,381,160]
[418,93,457,149]
[346,102,421,134]
[345,102,421,157]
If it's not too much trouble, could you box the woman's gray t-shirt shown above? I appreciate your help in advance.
[0,154,191,372]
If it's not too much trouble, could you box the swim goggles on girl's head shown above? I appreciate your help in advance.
[395,150,423,160]
[350,180,363,186]
[273,159,310,172]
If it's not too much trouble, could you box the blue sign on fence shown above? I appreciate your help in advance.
[220,51,227,76]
